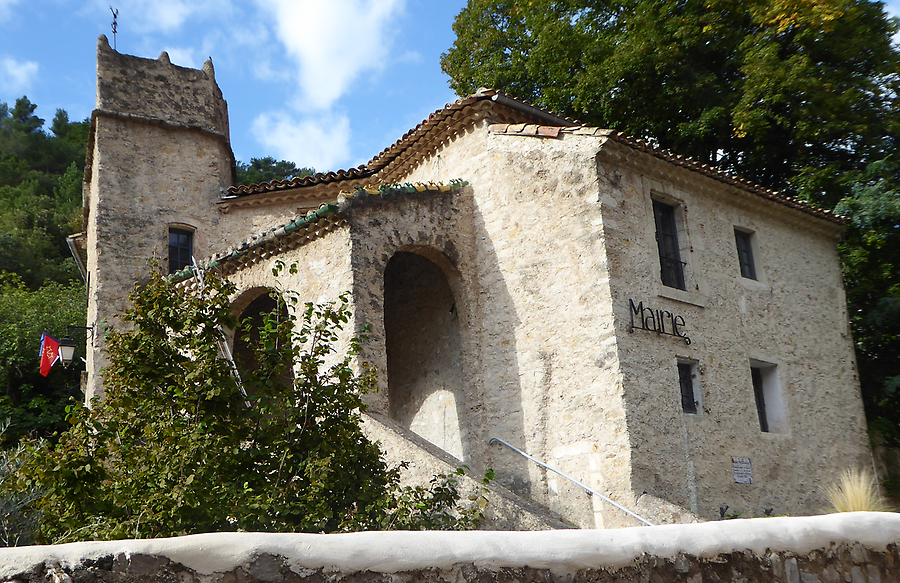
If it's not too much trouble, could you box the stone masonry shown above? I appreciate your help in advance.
[2,514,899,582]
[81,39,872,530]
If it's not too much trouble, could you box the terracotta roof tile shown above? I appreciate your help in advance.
[223,89,840,225]
[223,89,575,199]
[180,181,467,285]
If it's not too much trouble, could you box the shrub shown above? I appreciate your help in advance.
[824,468,892,513]
[7,264,486,542]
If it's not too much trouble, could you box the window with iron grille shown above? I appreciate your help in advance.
[734,229,757,280]
[168,228,193,274]
[653,200,686,290]
[678,361,698,414]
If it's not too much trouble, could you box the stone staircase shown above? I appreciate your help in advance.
[362,412,574,530]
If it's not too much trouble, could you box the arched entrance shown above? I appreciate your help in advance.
[384,251,467,460]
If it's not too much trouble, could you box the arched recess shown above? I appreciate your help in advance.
[384,250,468,460]
[231,287,292,392]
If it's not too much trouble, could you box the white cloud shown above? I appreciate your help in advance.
[0,0,20,20]
[0,56,38,94]
[252,111,351,172]
[397,51,423,64]
[255,0,406,110]
[162,47,198,69]
[93,0,236,34]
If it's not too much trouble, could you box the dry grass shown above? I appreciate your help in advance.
[824,468,893,513]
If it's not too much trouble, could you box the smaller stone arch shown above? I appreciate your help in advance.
[231,286,292,392]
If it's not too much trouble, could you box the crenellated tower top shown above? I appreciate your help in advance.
[95,34,230,140]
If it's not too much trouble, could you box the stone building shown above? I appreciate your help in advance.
[81,35,871,529]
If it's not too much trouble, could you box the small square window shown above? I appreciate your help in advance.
[677,360,699,414]
[734,229,756,280]
[168,227,193,274]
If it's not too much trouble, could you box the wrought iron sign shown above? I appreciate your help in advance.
[628,299,691,345]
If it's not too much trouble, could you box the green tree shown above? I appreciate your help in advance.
[0,274,86,443]
[0,98,89,443]
[836,159,900,444]
[11,266,484,542]
[235,156,314,186]
[441,0,899,206]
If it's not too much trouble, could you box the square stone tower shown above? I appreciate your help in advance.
[83,35,233,401]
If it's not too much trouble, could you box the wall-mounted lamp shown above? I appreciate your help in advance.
[58,325,93,367]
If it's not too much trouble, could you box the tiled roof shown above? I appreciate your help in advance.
[222,89,576,200]
[486,123,843,225]
[224,88,841,225]
[178,181,467,286]
[601,131,844,224]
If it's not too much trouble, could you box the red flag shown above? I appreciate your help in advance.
[39,332,60,377]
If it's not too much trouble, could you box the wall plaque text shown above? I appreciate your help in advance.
[732,457,753,484]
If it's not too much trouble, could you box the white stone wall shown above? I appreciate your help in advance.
[400,125,631,528]
[225,227,356,373]
[85,117,231,401]
[4,513,900,582]
[85,40,234,402]
[396,122,869,526]
[596,143,869,520]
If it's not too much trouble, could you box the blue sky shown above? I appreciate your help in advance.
[1,0,898,174]
[0,0,468,172]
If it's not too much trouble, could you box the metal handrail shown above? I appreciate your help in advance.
[488,437,654,526]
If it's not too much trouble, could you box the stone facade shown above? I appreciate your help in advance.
[81,39,871,529]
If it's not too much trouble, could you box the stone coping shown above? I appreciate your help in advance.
[1,512,898,578]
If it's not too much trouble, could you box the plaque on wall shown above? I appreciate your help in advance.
[732,456,752,484]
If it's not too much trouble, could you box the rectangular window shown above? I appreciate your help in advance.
[750,362,786,433]
[734,229,756,280]
[653,200,686,290]
[678,361,698,414]
[168,228,193,274]
[751,367,768,432]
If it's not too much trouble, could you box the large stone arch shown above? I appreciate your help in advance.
[384,249,470,461]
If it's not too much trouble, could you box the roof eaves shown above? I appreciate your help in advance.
[177,180,469,286]
[222,90,574,199]
[599,131,844,225]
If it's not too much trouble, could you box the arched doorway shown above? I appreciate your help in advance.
[384,251,467,460]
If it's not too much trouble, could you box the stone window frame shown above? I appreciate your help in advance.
[649,192,700,303]
[653,199,686,290]
[734,228,758,280]
[676,358,702,415]
[167,223,195,274]
[749,359,788,434]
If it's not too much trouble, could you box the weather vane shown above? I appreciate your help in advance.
[110,6,119,50]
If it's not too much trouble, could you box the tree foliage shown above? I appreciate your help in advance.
[0,97,88,443]
[235,156,314,186]
[0,98,87,289]
[442,0,899,207]
[836,160,900,444]
[10,266,485,542]
[0,275,86,443]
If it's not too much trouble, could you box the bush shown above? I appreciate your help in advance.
[7,264,486,542]
[824,468,893,513]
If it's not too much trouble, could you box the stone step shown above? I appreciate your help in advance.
[362,411,575,531]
